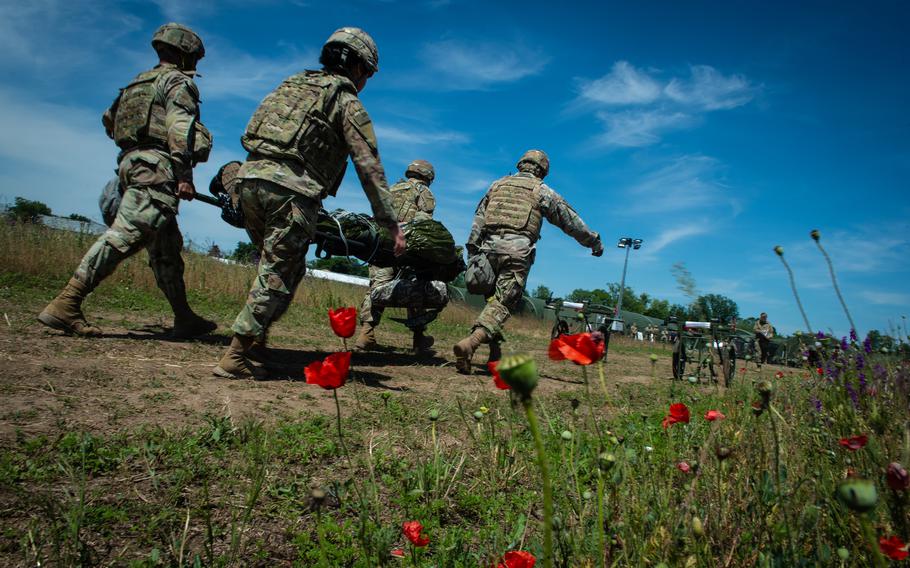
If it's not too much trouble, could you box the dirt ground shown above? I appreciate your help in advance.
[0,298,665,442]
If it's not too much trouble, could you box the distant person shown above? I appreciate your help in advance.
[754,312,775,367]
[453,150,603,373]
[630,323,639,340]
[38,24,216,339]
[356,160,438,354]
[214,27,405,380]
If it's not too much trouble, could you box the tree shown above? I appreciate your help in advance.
[667,303,689,321]
[8,197,52,223]
[692,293,739,323]
[67,213,92,223]
[229,241,258,264]
[568,287,612,305]
[207,244,223,258]
[532,285,553,300]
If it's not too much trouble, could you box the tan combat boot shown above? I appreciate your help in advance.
[37,278,102,337]
[453,328,489,374]
[412,330,435,354]
[171,312,217,339]
[355,323,378,350]
[213,335,268,380]
[487,341,502,364]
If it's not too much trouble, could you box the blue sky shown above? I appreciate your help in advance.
[1,0,908,338]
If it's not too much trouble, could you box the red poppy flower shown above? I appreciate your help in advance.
[488,361,510,390]
[304,351,351,389]
[662,403,690,429]
[328,307,357,338]
[704,410,726,421]
[495,550,537,568]
[879,535,909,561]
[816,367,824,376]
[775,371,784,379]
[739,367,746,374]
[390,549,405,558]
[548,332,605,365]
[402,521,429,547]
[838,434,868,451]
[677,461,691,473]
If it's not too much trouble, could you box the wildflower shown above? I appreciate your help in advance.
[775,371,784,379]
[739,367,746,374]
[863,336,872,354]
[704,410,726,421]
[328,307,357,338]
[662,403,690,429]
[488,361,510,390]
[845,382,859,408]
[840,336,849,351]
[879,536,909,561]
[304,352,351,390]
[402,520,430,547]
[643,446,654,453]
[850,328,857,342]
[886,463,910,491]
[855,354,865,370]
[836,479,878,512]
[816,367,823,376]
[676,461,691,474]
[838,434,868,451]
[495,550,537,568]
[548,332,604,365]
[812,398,822,412]
[497,354,539,399]
[390,549,405,558]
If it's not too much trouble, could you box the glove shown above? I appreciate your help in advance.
[591,239,604,257]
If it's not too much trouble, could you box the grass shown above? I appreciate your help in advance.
[0,220,908,566]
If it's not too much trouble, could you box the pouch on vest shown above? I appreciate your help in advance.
[465,252,495,296]
[98,177,124,227]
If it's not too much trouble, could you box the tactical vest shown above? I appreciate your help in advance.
[113,67,173,151]
[390,178,427,223]
[241,71,354,195]
[483,174,544,240]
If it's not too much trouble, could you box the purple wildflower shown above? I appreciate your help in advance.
[845,381,859,408]
[858,372,867,390]
[817,331,827,340]
[863,336,872,354]
[840,337,849,351]
[850,329,858,342]
[855,353,865,371]
[812,398,823,412]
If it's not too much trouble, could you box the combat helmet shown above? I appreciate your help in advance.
[151,23,205,59]
[517,150,549,179]
[405,159,435,184]
[321,27,379,73]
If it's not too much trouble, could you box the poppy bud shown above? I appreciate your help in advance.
[837,548,850,560]
[428,409,440,421]
[308,488,327,511]
[497,354,539,399]
[751,400,765,416]
[649,354,658,363]
[691,516,705,537]
[583,490,593,500]
[598,452,616,472]
[715,445,732,461]
[561,430,573,441]
[473,410,484,421]
[886,462,910,491]
[774,245,784,256]
[836,479,878,513]
[756,380,774,397]
[810,229,820,241]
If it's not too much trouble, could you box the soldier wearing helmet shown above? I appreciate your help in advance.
[38,23,216,340]
[355,160,438,354]
[215,27,405,380]
[453,150,605,373]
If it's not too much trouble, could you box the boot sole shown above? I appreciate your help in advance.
[452,344,473,374]
[37,312,101,337]
[213,365,267,381]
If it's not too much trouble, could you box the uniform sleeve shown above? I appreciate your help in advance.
[161,72,199,183]
[340,95,397,229]
[417,188,436,218]
[539,185,600,248]
[466,193,490,253]
[102,93,121,140]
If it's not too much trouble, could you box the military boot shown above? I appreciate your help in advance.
[38,278,102,337]
[355,323,379,350]
[453,327,489,374]
[248,334,270,367]
[487,341,502,364]
[171,312,217,339]
[412,330,435,354]
[213,335,268,380]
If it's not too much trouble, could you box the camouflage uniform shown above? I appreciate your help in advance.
[229,70,397,339]
[466,172,601,339]
[358,174,436,329]
[39,24,213,338]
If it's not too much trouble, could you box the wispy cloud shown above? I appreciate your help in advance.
[647,223,712,254]
[622,154,739,216]
[200,42,317,101]
[418,39,549,90]
[860,291,910,306]
[575,61,757,147]
[375,125,469,146]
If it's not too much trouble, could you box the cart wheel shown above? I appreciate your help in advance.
[672,340,686,380]
[721,347,736,387]
[551,319,569,339]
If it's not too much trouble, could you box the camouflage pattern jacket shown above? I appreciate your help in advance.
[390,178,435,223]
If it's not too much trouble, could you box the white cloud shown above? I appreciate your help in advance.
[419,40,549,90]
[622,154,739,216]
[200,43,318,102]
[374,125,469,146]
[647,223,712,254]
[575,61,756,147]
[860,291,910,306]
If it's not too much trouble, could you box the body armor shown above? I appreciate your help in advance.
[390,178,427,223]
[241,71,354,196]
[483,174,543,239]
[113,67,172,151]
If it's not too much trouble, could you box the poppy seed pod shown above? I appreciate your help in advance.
[560,430,573,441]
[598,452,617,472]
[428,409,439,421]
[691,516,705,537]
[774,245,784,256]
[497,354,539,399]
[836,479,878,513]
[886,462,909,491]
[810,229,820,241]
[715,445,732,461]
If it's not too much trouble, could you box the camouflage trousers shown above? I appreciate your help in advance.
[74,151,188,314]
[359,266,447,331]
[231,178,318,338]
[473,234,535,339]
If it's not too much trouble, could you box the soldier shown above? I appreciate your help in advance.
[630,323,639,341]
[38,23,216,340]
[214,27,404,380]
[355,160,437,353]
[753,312,775,367]
[453,150,604,373]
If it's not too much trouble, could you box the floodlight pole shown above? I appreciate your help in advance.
[613,237,643,333]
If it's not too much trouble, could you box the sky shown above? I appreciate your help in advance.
[1,0,908,338]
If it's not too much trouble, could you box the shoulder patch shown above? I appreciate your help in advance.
[347,101,377,150]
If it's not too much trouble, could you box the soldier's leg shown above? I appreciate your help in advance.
[356,266,395,350]
[39,187,163,336]
[475,254,530,340]
[147,215,217,338]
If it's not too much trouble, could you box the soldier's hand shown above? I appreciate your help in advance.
[591,240,604,257]
[177,180,196,201]
[390,223,406,257]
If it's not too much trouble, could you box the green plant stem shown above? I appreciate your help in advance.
[776,254,814,334]
[596,472,606,568]
[859,515,887,568]
[768,405,796,563]
[814,241,857,336]
[523,397,554,568]
[597,360,609,400]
